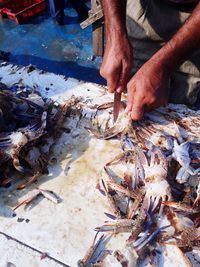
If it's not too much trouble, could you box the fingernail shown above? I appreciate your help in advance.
[125,107,129,113]
[116,87,122,93]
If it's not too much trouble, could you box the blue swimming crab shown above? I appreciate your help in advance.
[171,139,200,184]
[0,89,79,188]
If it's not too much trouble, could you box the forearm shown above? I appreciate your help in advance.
[100,0,133,93]
[151,2,200,73]
[102,0,127,41]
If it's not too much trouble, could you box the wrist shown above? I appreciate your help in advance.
[106,20,128,40]
[150,43,180,75]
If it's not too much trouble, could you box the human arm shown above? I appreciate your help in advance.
[100,0,133,93]
[126,2,200,120]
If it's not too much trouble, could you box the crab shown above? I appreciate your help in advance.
[0,90,80,187]
[0,111,47,173]
[171,140,200,184]
[142,141,172,207]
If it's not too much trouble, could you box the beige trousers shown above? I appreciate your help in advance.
[126,0,200,106]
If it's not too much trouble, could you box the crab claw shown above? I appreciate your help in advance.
[13,156,26,173]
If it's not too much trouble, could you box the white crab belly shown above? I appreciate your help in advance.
[145,179,171,200]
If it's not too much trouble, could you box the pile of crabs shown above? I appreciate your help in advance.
[0,86,199,266]
[0,86,79,189]
[79,103,200,266]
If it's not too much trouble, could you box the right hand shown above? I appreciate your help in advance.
[100,35,133,93]
[126,58,170,120]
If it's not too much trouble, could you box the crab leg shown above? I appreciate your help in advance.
[0,139,12,146]
[163,201,200,214]
[105,151,131,166]
[127,188,145,219]
[95,219,137,234]
[101,179,121,217]
[78,232,99,266]
[13,190,40,211]
[78,234,110,266]
[17,172,41,189]
[107,180,138,199]
[121,134,135,151]
[135,225,170,251]
[133,212,152,248]
[133,197,161,247]
[104,167,138,199]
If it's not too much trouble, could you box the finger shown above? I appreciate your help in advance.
[145,97,167,112]
[101,64,122,93]
[125,102,132,113]
[107,78,118,93]
[131,104,145,121]
[107,68,121,93]
[126,82,135,113]
[116,62,131,93]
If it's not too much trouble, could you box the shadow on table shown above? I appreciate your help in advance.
[5,53,105,85]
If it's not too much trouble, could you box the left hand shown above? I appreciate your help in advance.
[126,59,170,120]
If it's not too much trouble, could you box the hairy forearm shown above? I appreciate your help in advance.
[102,0,127,41]
[100,0,133,93]
[152,2,200,72]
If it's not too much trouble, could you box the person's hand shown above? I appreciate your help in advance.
[126,59,170,120]
[100,35,133,93]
